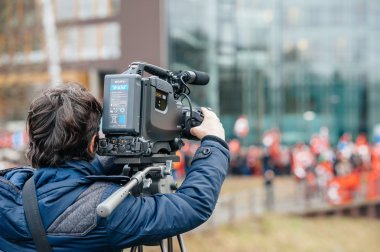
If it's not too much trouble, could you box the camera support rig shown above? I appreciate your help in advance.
[97,62,209,252]
[96,160,186,252]
[97,160,175,218]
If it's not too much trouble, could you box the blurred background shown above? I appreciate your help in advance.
[0,0,380,251]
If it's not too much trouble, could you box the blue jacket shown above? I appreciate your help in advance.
[0,137,230,251]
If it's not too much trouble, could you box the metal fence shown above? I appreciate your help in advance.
[194,178,380,232]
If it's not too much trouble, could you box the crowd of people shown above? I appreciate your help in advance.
[174,129,380,205]
[2,126,380,206]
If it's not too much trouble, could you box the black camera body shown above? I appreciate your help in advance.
[98,62,208,163]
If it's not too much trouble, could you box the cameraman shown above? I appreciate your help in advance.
[0,84,230,251]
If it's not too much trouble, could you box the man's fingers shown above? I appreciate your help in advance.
[201,107,217,119]
[189,107,225,140]
[190,127,197,135]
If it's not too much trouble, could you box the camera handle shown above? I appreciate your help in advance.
[97,161,186,252]
[96,161,172,218]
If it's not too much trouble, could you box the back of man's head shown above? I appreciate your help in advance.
[26,84,102,168]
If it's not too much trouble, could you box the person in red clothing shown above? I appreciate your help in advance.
[367,142,380,200]
[355,134,371,170]
[246,146,262,176]
[173,150,186,179]
[327,170,361,205]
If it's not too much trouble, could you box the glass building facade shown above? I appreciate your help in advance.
[167,0,380,145]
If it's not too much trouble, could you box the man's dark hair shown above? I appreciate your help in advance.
[26,83,102,168]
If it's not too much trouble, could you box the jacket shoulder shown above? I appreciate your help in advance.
[47,182,111,236]
[0,167,34,194]
[0,167,33,241]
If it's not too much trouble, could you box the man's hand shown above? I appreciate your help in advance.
[190,107,225,141]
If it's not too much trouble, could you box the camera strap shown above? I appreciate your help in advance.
[22,175,53,252]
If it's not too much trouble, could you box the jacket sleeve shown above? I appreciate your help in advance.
[101,138,230,249]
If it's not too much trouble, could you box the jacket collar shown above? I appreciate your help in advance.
[33,159,102,190]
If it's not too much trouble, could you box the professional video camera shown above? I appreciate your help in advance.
[96,62,209,252]
[98,62,209,165]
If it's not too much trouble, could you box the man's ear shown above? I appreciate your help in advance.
[89,134,97,154]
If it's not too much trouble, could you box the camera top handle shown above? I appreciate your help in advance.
[124,62,173,80]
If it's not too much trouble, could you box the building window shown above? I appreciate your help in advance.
[60,27,79,61]
[80,25,98,60]
[353,37,367,62]
[101,22,120,59]
[334,37,349,63]
[59,22,120,62]
[220,66,243,115]
[354,1,367,25]
[55,0,120,21]
[286,6,301,26]
[55,0,76,21]
[305,5,321,26]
